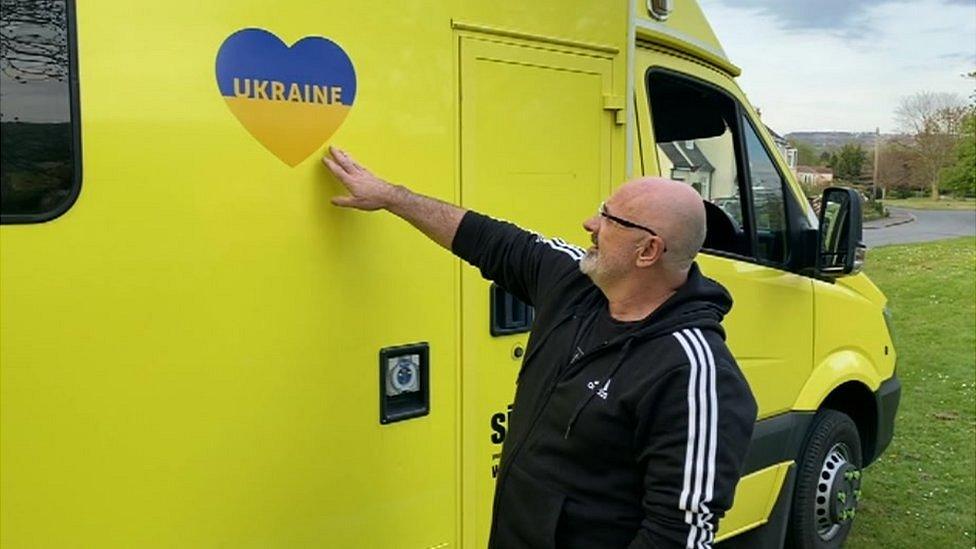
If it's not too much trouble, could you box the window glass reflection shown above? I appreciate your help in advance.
[1,0,78,221]
[741,117,788,263]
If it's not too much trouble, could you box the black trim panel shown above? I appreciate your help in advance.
[741,411,813,475]
[868,375,901,466]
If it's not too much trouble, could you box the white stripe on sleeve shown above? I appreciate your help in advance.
[683,329,710,546]
[674,329,719,549]
[553,237,586,257]
[533,235,584,260]
[673,331,702,549]
[694,328,720,546]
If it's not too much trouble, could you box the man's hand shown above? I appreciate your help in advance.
[323,146,399,211]
[320,146,466,249]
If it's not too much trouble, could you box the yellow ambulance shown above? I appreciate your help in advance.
[0,0,900,547]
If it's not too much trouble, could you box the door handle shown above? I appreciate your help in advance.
[490,283,534,336]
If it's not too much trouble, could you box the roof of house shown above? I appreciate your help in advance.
[797,165,834,174]
[659,142,692,169]
[659,142,714,172]
[765,125,786,142]
[681,143,715,172]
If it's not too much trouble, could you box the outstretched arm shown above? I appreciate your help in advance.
[322,146,465,250]
[323,146,585,307]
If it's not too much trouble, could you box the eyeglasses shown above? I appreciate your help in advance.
[598,202,667,252]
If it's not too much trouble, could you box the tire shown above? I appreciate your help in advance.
[785,409,864,549]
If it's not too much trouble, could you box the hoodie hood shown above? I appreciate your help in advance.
[637,262,733,338]
[581,261,733,345]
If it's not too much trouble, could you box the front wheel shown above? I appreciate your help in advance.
[786,409,864,549]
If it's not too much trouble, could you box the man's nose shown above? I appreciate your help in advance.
[583,214,599,233]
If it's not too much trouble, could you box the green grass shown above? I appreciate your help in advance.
[882,197,976,210]
[846,237,976,548]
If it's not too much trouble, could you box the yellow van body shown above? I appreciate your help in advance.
[0,0,899,547]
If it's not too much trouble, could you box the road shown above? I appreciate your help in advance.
[863,208,976,247]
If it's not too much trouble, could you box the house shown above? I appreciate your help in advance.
[659,141,715,196]
[765,125,798,173]
[796,165,835,186]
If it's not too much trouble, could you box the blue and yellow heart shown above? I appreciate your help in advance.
[216,28,356,166]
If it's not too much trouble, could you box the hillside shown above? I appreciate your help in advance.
[785,131,902,149]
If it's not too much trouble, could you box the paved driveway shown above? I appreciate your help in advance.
[864,208,976,247]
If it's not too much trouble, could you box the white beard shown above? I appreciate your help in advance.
[579,248,599,277]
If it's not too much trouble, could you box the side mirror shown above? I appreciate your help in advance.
[816,187,866,277]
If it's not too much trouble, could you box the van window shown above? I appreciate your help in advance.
[646,70,794,266]
[741,116,788,263]
[657,135,741,226]
[0,0,80,223]
[647,70,747,257]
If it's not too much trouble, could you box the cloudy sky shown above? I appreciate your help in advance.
[698,0,976,134]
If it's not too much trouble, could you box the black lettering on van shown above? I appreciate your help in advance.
[489,403,514,444]
[490,412,506,444]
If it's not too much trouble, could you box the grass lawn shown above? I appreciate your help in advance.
[845,237,976,548]
[882,197,976,210]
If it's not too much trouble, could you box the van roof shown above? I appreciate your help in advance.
[636,0,741,77]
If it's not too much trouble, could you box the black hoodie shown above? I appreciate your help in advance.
[452,212,758,549]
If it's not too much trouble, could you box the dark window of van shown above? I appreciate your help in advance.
[741,116,788,263]
[0,0,81,223]
[646,70,792,266]
[647,70,749,258]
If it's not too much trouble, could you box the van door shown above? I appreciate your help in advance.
[636,46,814,418]
[457,35,617,548]
[635,47,815,538]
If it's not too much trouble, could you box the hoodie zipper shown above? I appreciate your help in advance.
[500,310,578,461]
[494,309,618,482]
[489,310,578,542]
[564,338,634,438]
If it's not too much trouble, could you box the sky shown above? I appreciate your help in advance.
[3,1,974,132]
[698,0,976,134]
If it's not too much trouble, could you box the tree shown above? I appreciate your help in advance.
[788,139,819,166]
[895,92,968,199]
[834,143,867,182]
[819,151,831,165]
[877,138,922,198]
[940,112,976,197]
[939,72,976,197]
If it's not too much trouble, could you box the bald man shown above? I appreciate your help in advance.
[323,147,757,549]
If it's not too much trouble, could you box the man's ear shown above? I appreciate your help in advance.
[635,237,665,268]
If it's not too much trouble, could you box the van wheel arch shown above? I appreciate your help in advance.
[817,381,879,466]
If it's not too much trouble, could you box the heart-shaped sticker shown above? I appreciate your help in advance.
[215,28,357,167]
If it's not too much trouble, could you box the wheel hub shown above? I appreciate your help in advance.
[813,443,861,541]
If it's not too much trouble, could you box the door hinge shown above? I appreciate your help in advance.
[603,94,626,125]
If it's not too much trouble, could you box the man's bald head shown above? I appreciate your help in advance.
[612,177,706,273]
